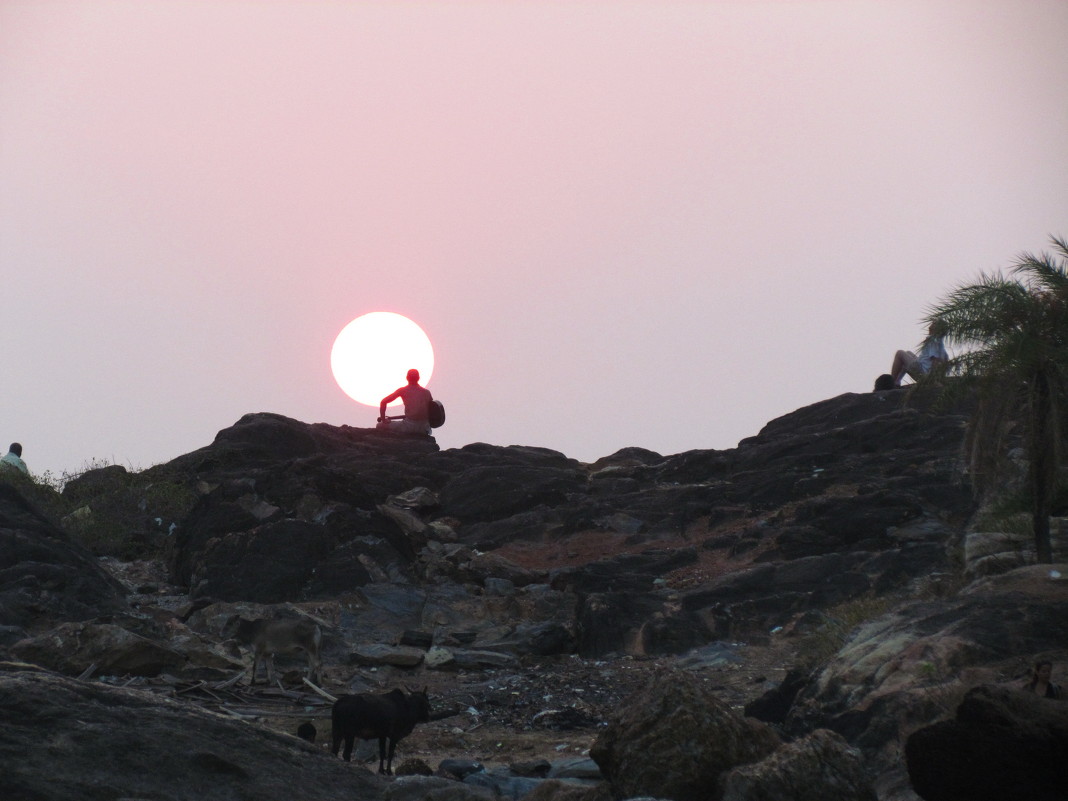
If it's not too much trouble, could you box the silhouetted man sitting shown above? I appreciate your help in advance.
[378,369,433,435]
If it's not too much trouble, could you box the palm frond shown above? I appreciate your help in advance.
[1012,235,1068,294]
[1051,235,1068,263]
[925,273,1034,348]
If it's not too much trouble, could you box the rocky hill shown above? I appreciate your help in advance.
[2,387,1066,801]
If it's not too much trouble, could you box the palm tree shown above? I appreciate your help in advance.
[925,235,1068,564]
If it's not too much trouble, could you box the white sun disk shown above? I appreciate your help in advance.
[330,312,434,408]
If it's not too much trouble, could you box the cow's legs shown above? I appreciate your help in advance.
[386,737,398,775]
[264,653,276,684]
[378,736,389,774]
[250,655,262,685]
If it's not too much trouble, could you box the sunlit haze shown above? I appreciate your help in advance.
[2,1,1067,479]
[331,312,435,408]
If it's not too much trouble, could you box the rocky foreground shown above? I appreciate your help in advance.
[1,387,1067,801]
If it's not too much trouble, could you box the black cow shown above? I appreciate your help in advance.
[331,687,431,774]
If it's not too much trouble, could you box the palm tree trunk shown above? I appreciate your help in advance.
[1030,371,1055,564]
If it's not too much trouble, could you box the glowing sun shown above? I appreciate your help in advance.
[330,312,435,408]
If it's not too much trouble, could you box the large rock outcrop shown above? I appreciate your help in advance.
[0,387,1025,801]
[155,389,975,658]
[0,483,127,637]
[780,564,1068,797]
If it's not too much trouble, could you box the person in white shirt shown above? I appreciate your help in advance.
[891,323,948,387]
[0,442,28,475]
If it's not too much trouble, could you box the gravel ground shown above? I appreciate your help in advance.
[294,642,797,772]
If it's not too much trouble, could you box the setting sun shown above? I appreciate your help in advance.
[330,312,435,408]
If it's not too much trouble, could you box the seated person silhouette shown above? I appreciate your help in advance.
[378,369,433,435]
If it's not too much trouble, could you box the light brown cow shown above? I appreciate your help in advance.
[222,615,322,685]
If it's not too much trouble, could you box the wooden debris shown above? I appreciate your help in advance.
[302,676,337,702]
[213,671,245,691]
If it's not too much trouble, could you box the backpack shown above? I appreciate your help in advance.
[428,400,446,428]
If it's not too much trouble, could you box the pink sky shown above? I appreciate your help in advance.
[2,1,1067,479]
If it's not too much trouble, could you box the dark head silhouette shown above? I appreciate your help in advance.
[9,443,21,457]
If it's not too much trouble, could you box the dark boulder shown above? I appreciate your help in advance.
[720,728,877,801]
[590,670,779,801]
[906,684,1068,801]
[212,412,326,460]
[61,463,131,505]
